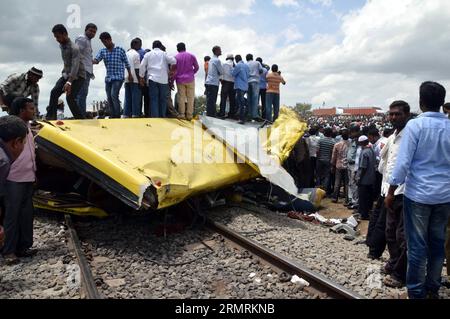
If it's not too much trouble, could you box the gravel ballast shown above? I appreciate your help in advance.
[0,213,80,299]
[209,204,450,300]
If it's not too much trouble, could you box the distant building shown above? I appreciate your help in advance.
[313,107,383,116]
[312,107,337,116]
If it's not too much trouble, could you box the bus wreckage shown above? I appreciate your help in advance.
[34,108,310,215]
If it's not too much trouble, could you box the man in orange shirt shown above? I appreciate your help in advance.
[265,64,286,122]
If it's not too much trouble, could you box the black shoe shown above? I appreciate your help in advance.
[441,278,450,289]
[367,253,380,260]
[426,292,440,300]
[3,254,20,265]
[16,249,37,258]
[238,120,246,125]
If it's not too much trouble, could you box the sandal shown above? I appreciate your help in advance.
[4,254,20,266]
[383,275,405,288]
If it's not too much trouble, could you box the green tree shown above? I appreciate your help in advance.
[194,96,207,116]
[293,103,312,116]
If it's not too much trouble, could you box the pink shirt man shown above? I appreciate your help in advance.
[7,126,36,183]
[175,51,199,84]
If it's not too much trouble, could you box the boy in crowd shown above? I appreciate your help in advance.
[0,116,28,249]
[356,135,376,221]
[2,98,37,265]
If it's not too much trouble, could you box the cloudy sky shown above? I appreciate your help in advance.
[1,0,450,116]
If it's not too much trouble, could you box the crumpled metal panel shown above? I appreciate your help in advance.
[36,108,306,210]
[201,107,307,197]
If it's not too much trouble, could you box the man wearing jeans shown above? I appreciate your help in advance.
[246,54,264,121]
[265,65,286,122]
[47,24,86,120]
[387,81,450,299]
[232,55,250,125]
[94,32,132,119]
[75,23,97,116]
[218,54,236,119]
[139,41,176,118]
[256,58,268,119]
[123,39,142,118]
[205,46,223,117]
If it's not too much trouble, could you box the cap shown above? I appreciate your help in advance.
[28,67,43,78]
[358,135,369,143]
[226,54,234,60]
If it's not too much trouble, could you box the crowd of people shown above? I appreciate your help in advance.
[284,84,449,299]
[0,23,449,301]
[0,23,287,124]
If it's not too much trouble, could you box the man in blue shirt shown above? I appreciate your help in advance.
[205,46,223,117]
[246,54,264,121]
[387,81,450,299]
[93,32,132,119]
[232,55,250,125]
[256,57,269,119]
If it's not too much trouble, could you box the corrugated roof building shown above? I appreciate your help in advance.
[342,107,382,116]
[312,108,337,116]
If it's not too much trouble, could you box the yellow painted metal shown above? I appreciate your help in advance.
[263,107,308,163]
[37,108,306,210]
[34,201,109,218]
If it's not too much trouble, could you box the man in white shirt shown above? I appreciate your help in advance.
[218,54,236,119]
[306,127,320,186]
[369,128,387,201]
[139,41,176,118]
[368,101,411,288]
[124,39,142,118]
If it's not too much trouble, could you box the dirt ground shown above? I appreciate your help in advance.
[319,198,369,237]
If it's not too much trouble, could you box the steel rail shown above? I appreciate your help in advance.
[207,219,365,300]
[65,214,102,299]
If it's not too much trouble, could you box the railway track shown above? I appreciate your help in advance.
[207,219,364,300]
[64,214,102,299]
[64,212,364,300]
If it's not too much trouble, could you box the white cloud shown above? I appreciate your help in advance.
[282,25,304,44]
[273,0,299,8]
[1,0,450,117]
[272,0,450,111]
[309,0,333,7]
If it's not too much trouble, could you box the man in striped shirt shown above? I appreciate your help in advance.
[0,68,42,113]
[94,32,133,118]
[316,127,336,194]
